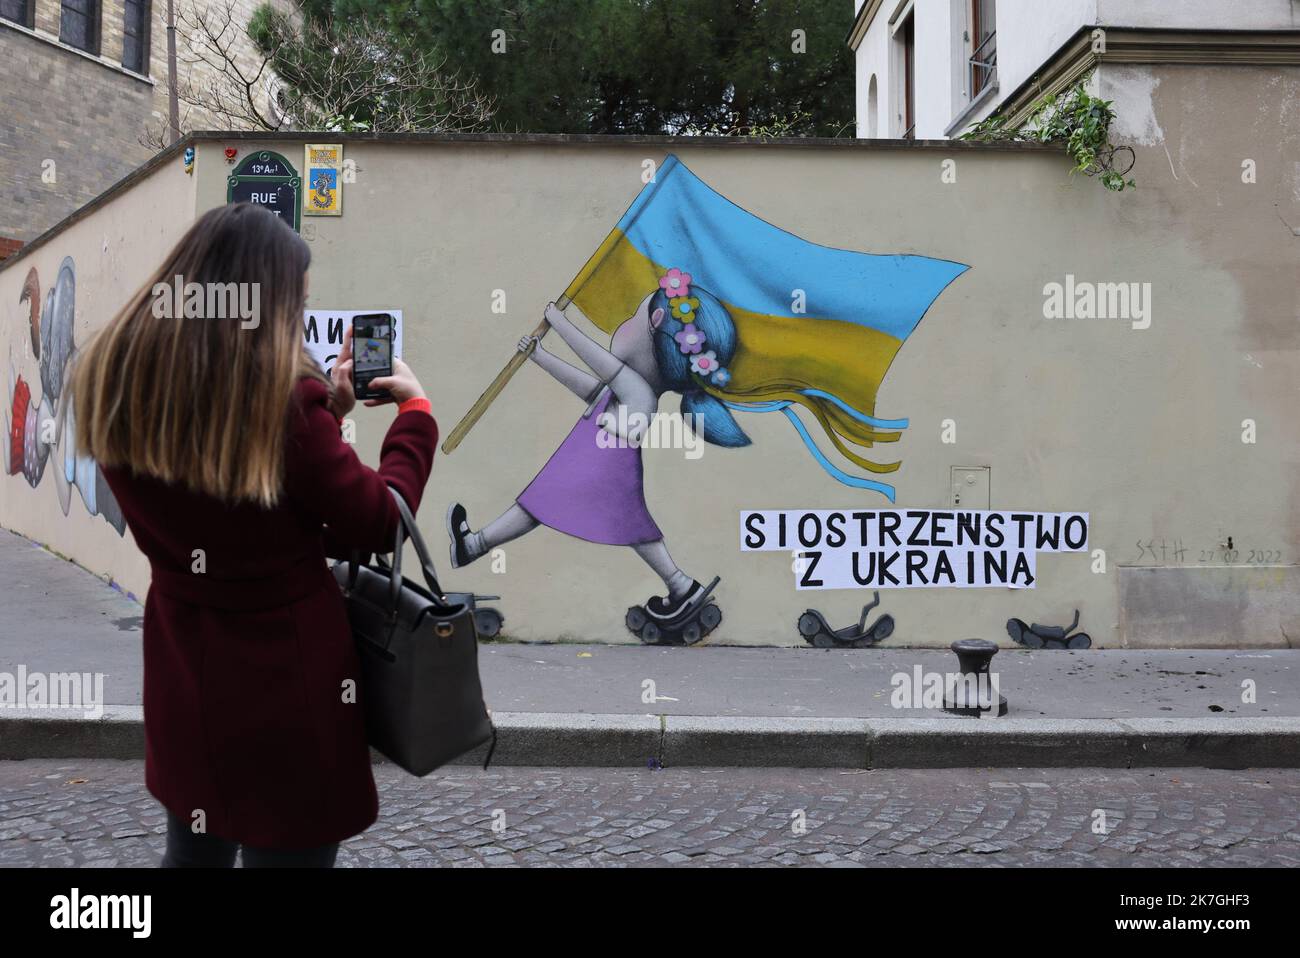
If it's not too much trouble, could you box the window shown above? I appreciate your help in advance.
[0,0,34,28]
[900,11,915,138]
[970,0,997,97]
[122,0,149,73]
[60,0,99,55]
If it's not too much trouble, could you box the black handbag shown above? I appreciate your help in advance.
[332,487,495,776]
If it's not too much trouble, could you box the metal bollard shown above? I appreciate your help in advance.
[943,638,1008,717]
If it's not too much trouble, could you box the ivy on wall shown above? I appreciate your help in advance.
[962,75,1136,192]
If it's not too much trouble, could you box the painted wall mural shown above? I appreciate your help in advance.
[4,257,125,535]
[444,155,966,644]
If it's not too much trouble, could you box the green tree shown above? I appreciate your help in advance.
[256,0,855,136]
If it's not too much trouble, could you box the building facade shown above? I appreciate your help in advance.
[0,0,285,253]
[849,0,1300,139]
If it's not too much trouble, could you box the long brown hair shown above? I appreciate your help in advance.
[73,203,327,506]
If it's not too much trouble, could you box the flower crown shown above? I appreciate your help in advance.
[659,267,731,389]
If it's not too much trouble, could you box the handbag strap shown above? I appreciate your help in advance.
[388,487,448,604]
[343,488,449,619]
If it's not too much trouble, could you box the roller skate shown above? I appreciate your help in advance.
[797,591,895,648]
[625,576,722,646]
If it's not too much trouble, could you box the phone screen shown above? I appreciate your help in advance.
[352,314,393,399]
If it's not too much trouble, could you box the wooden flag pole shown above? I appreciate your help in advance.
[440,294,571,454]
[439,173,661,455]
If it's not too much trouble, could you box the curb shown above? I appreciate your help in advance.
[3,709,1299,769]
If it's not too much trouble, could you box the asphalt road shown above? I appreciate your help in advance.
[1,761,1297,867]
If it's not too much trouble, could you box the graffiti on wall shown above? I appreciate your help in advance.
[4,257,125,535]
[445,155,966,643]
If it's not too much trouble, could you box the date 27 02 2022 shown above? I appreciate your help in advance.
[1132,538,1284,565]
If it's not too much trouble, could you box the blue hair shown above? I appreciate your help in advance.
[649,286,750,447]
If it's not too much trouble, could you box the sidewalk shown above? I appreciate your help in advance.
[2,528,1298,768]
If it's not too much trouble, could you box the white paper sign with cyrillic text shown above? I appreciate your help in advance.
[302,309,403,377]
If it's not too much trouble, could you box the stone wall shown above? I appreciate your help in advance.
[0,0,290,246]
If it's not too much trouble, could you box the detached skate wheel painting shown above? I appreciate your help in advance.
[473,607,505,639]
[443,592,506,641]
[797,592,894,649]
[1006,610,1091,650]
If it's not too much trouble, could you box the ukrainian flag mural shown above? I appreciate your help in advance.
[445,154,969,642]
[560,154,968,500]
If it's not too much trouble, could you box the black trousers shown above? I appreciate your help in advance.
[160,811,340,868]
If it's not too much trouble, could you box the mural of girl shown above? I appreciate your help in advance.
[4,257,126,534]
[445,155,967,644]
[448,268,738,643]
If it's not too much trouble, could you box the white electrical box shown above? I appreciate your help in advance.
[951,466,991,509]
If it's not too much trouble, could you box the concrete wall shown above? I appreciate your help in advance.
[1,69,1297,647]
[1094,62,1300,647]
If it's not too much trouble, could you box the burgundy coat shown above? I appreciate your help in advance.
[103,378,437,848]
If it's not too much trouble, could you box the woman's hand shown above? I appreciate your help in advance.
[329,327,356,418]
[363,358,426,407]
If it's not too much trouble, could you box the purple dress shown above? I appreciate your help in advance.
[517,390,663,545]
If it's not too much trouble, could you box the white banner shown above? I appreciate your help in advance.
[741,509,1088,590]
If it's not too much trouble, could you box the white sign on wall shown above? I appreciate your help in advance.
[740,509,1090,590]
[302,309,403,377]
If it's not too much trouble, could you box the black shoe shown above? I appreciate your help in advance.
[447,502,473,569]
[646,580,703,621]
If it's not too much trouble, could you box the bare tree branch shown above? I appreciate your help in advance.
[141,0,495,148]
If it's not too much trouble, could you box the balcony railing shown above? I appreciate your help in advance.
[969,30,997,97]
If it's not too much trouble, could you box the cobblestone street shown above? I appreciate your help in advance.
[1,761,1297,867]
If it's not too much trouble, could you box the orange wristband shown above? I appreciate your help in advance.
[397,397,432,417]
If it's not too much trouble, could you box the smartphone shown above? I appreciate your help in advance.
[351,313,393,401]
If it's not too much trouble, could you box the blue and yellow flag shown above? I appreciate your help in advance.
[561,154,967,501]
